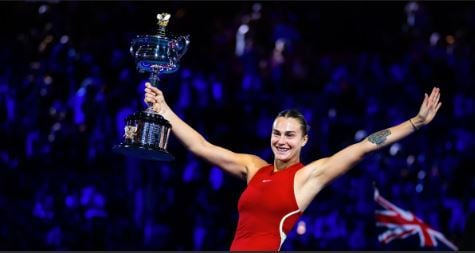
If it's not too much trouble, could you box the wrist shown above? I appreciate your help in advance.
[161,106,173,120]
[410,116,425,130]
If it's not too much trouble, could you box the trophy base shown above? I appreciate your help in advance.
[113,144,174,161]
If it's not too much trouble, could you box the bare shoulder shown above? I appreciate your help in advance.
[296,157,329,181]
[239,154,268,183]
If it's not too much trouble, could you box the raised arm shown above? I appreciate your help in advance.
[297,87,442,205]
[144,82,266,181]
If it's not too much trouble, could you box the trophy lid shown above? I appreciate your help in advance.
[157,13,171,37]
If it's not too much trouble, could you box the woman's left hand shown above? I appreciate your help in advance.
[416,87,442,126]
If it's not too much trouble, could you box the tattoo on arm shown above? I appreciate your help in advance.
[367,129,391,146]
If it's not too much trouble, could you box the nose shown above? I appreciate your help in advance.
[277,135,286,145]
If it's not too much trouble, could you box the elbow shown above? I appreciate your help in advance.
[188,139,200,152]
[188,136,210,156]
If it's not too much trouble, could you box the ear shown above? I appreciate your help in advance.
[302,135,308,147]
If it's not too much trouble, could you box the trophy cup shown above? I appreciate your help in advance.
[113,13,190,161]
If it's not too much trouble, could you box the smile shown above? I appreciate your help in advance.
[276,147,290,153]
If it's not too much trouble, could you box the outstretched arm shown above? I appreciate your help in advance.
[302,87,442,190]
[144,83,266,181]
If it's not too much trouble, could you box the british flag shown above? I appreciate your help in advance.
[374,187,458,251]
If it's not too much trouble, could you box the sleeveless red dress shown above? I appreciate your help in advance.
[230,162,304,251]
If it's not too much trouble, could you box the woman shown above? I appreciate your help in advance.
[144,83,442,251]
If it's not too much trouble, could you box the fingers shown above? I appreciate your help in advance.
[143,82,167,113]
[428,87,436,102]
[423,93,429,107]
[144,92,163,113]
[144,93,164,104]
[428,87,441,107]
[144,93,156,103]
[145,82,162,94]
[144,82,164,99]
[436,102,442,111]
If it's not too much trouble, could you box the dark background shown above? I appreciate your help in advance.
[0,1,474,250]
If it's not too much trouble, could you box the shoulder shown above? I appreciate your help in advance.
[242,154,269,183]
[295,158,329,186]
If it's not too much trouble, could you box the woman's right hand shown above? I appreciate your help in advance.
[144,82,170,115]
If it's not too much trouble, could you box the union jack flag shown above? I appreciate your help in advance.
[374,187,458,251]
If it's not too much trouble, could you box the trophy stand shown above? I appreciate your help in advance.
[113,13,190,161]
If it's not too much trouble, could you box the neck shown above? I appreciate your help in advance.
[274,158,300,171]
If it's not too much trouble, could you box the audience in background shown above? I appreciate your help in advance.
[0,2,473,250]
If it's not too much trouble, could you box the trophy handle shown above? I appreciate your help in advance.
[175,35,190,60]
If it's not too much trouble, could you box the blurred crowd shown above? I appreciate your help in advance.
[0,1,474,250]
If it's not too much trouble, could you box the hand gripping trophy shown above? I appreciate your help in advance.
[113,13,190,161]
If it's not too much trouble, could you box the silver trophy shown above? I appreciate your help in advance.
[113,13,190,161]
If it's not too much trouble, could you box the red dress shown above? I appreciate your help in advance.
[230,162,304,251]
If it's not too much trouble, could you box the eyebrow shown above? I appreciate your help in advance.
[273,129,297,134]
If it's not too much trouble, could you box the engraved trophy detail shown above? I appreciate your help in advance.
[113,13,190,161]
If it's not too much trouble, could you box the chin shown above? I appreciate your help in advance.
[275,154,291,162]
[272,148,295,162]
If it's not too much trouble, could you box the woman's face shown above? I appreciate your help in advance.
[270,117,308,163]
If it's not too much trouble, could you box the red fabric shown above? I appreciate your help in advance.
[230,163,303,251]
